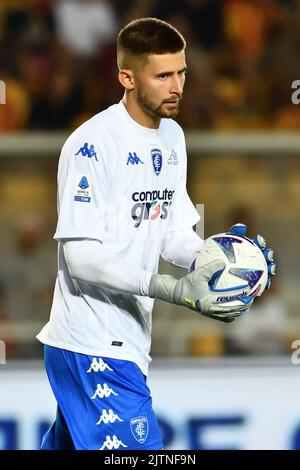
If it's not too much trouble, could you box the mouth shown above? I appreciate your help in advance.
[164,100,180,108]
[164,99,179,104]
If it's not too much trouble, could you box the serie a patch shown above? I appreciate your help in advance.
[74,175,92,203]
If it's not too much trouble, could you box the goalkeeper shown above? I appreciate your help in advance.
[37,18,275,451]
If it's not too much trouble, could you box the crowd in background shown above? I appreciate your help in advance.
[0,0,299,132]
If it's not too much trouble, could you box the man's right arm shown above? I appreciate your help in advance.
[63,238,151,296]
[64,239,252,322]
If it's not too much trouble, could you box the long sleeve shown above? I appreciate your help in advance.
[160,228,204,269]
[63,238,153,296]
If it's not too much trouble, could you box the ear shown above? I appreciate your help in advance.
[118,69,135,90]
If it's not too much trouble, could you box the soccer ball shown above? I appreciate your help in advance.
[190,233,268,298]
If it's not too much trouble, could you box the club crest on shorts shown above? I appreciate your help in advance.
[151,148,162,176]
[130,416,149,444]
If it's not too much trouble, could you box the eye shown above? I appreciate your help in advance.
[158,74,169,80]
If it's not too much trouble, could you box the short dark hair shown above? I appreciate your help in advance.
[117,17,186,69]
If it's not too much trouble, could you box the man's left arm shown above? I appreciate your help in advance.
[161,223,276,291]
[160,228,203,269]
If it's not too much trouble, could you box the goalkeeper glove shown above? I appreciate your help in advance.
[228,223,276,291]
[148,259,253,323]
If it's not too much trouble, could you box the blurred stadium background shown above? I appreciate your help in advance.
[0,0,300,450]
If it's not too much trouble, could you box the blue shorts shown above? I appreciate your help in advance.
[41,345,163,450]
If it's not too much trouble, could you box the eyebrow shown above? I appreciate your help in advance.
[155,66,187,77]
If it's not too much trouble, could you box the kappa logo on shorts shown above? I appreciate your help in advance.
[96,409,123,425]
[91,383,118,399]
[87,358,113,373]
[130,416,149,444]
[99,435,127,450]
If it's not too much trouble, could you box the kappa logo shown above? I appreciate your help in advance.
[75,143,98,161]
[91,383,118,399]
[168,149,178,165]
[99,435,127,450]
[130,416,149,444]
[151,148,163,176]
[87,358,113,373]
[96,409,123,425]
[127,152,144,165]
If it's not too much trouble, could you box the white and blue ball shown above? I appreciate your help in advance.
[190,233,268,297]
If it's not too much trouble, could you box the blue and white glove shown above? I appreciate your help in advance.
[148,259,253,323]
[228,223,276,290]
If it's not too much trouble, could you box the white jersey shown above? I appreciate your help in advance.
[37,101,199,375]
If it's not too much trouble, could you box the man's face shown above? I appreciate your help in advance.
[134,50,187,119]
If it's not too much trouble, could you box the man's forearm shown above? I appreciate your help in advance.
[63,239,152,296]
[63,238,252,322]
[160,229,204,268]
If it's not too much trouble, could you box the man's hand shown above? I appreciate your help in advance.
[228,223,276,291]
[148,259,253,323]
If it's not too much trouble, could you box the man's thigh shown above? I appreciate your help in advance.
[44,345,163,450]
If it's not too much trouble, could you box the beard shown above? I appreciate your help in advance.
[136,83,180,119]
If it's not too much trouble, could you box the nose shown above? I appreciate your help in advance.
[170,75,183,96]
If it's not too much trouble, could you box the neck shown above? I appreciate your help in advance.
[122,92,160,129]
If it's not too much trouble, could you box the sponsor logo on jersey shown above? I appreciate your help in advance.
[168,149,178,165]
[91,383,118,399]
[127,152,144,165]
[74,175,91,202]
[87,358,113,373]
[99,435,127,450]
[131,188,174,228]
[75,143,98,161]
[151,148,162,176]
[74,195,91,203]
[130,416,149,444]
[96,409,123,425]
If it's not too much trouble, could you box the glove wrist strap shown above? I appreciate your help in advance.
[148,273,177,303]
